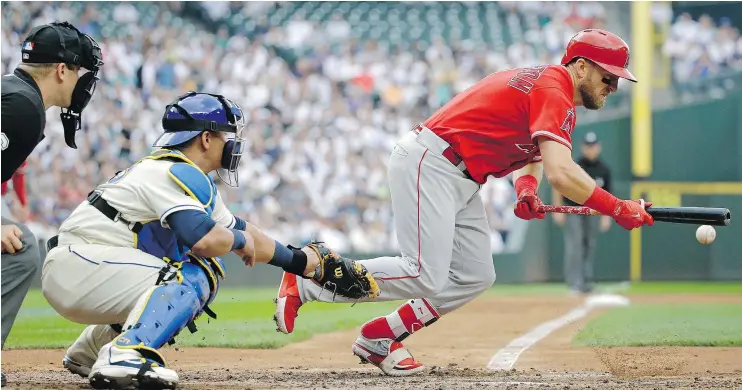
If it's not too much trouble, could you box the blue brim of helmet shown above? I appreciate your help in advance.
[152,131,204,148]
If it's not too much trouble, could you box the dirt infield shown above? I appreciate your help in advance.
[3,294,741,389]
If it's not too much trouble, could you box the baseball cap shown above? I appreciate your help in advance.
[21,21,101,71]
[583,132,599,145]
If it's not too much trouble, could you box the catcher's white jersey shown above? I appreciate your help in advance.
[43,149,237,327]
[58,149,236,254]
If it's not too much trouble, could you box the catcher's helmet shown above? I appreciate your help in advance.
[561,29,637,83]
[153,91,246,187]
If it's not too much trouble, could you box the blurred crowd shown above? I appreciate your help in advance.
[1,2,739,254]
[663,12,742,83]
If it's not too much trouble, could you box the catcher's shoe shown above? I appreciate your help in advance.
[274,271,303,334]
[63,325,120,378]
[351,335,426,376]
[89,343,178,390]
[63,355,92,378]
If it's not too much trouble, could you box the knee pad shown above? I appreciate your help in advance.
[113,255,225,365]
[184,254,225,318]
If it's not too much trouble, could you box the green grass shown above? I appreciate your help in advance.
[8,282,738,350]
[574,303,742,347]
[5,288,401,350]
[6,283,589,350]
[624,281,742,295]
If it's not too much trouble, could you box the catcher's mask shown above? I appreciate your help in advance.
[21,21,104,148]
[153,91,247,187]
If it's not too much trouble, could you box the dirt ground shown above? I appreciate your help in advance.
[3,293,741,389]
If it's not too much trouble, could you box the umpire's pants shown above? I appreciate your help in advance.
[563,214,598,292]
[1,217,41,348]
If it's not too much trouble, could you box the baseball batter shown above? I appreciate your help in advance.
[276,29,655,375]
[41,92,377,390]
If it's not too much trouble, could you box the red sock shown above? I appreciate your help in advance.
[361,299,440,342]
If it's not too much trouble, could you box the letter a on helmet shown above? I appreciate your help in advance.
[561,29,637,83]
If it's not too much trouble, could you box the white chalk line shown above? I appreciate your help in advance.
[487,283,631,371]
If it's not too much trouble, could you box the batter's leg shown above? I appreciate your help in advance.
[348,192,493,376]
[424,192,495,315]
[1,217,41,348]
[297,132,480,303]
[353,192,494,342]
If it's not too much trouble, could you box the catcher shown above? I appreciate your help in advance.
[41,91,378,390]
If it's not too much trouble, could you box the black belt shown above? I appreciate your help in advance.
[46,191,143,252]
[412,124,475,182]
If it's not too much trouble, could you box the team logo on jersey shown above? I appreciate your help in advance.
[560,109,576,135]
[1,133,8,151]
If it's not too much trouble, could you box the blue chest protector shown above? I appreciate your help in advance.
[133,149,218,261]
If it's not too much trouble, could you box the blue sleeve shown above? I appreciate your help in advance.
[233,216,247,231]
[166,209,217,248]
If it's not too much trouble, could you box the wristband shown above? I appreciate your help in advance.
[231,229,246,250]
[268,240,294,267]
[514,175,538,194]
[233,216,247,231]
[269,241,308,276]
[582,185,619,216]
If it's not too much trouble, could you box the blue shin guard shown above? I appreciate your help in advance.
[113,256,224,365]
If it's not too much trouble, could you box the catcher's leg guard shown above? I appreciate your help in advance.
[89,257,223,389]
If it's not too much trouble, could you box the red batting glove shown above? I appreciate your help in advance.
[513,175,546,220]
[612,199,654,230]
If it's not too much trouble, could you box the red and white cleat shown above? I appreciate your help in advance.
[273,271,304,334]
[351,336,426,376]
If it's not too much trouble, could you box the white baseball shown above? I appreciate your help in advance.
[695,225,716,245]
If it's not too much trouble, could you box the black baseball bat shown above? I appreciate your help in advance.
[646,207,731,226]
[540,205,732,226]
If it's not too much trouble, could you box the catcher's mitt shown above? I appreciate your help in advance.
[304,242,380,300]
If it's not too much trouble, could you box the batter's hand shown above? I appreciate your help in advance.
[513,175,545,220]
[1,225,24,254]
[612,199,654,230]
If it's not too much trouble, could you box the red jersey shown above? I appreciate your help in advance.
[424,65,576,183]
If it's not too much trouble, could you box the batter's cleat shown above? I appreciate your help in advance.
[351,335,426,376]
[89,343,178,390]
[274,271,304,334]
[63,355,92,378]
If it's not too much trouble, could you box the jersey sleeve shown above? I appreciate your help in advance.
[210,190,237,228]
[528,87,575,150]
[139,164,205,226]
[1,95,43,182]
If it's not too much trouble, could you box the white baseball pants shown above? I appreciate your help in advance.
[41,232,176,326]
[299,127,496,315]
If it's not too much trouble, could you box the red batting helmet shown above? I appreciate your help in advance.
[561,29,637,83]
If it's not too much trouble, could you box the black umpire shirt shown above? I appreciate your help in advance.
[563,157,612,207]
[1,68,46,183]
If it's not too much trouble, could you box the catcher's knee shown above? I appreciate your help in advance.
[113,257,225,363]
[180,254,225,308]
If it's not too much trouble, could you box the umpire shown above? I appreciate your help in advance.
[552,132,612,294]
[1,21,103,387]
